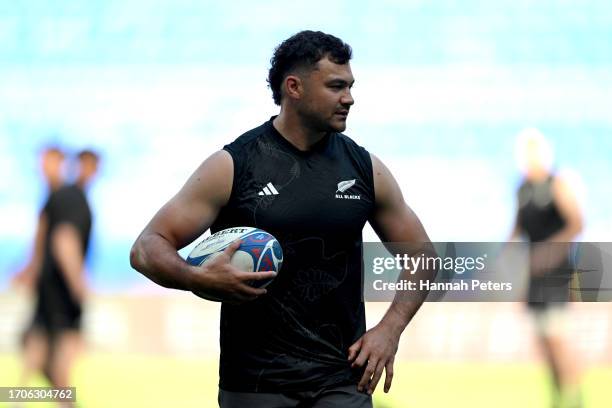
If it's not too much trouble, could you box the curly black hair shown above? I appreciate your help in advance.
[267,30,352,106]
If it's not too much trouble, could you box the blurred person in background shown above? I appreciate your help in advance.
[12,148,100,406]
[509,128,584,408]
[12,146,66,388]
[13,146,66,288]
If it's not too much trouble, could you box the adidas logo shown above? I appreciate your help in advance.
[258,182,279,196]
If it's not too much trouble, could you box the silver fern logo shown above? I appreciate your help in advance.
[335,179,361,200]
[337,179,356,193]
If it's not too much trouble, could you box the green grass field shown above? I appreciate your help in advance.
[1,354,610,407]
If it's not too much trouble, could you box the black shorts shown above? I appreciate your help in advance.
[527,257,574,309]
[218,383,373,408]
[30,286,82,334]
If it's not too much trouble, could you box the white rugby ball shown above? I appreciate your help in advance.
[186,226,283,289]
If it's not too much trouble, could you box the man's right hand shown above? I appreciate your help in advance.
[188,240,276,305]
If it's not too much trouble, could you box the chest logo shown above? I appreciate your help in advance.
[335,179,361,200]
[258,182,279,196]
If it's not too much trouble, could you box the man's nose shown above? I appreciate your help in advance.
[341,89,354,106]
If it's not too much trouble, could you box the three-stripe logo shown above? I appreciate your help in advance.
[258,182,279,196]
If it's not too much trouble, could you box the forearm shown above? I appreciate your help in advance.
[22,215,48,278]
[55,252,86,302]
[379,299,422,338]
[130,231,197,291]
[52,225,86,302]
[378,246,437,338]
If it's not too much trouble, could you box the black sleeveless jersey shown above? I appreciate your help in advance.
[211,117,376,392]
[517,176,565,242]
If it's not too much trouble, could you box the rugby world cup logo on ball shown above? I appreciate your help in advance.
[186,227,283,288]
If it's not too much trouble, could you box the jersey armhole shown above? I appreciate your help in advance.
[222,146,239,205]
[362,149,376,221]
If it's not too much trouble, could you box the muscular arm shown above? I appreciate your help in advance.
[130,150,232,290]
[349,154,434,395]
[368,154,435,330]
[130,150,274,302]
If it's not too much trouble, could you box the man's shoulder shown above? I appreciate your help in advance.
[334,131,358,145]
[225,119,272,153]
[333,131,370,157]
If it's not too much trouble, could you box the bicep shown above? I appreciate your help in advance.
[143,150,233,249]
[369,154,430,243]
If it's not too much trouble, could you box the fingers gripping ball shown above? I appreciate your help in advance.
[186,227,283,288]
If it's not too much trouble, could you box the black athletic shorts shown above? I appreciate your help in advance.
[30,286,82,334]
[218,383,373,408]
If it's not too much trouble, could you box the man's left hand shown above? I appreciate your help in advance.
[347,323,400,395]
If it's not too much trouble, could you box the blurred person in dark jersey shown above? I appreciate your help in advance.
[131,30,434,408]
[14,147,66,288]
[13,148,99,404]
[12,146,66,388]
[510,128,584,408]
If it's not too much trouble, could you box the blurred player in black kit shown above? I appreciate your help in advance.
[13,146,66,390]
[131,30,434,407]
[510,128,584,408]
[13,149,99,406]
[14,147,66,290]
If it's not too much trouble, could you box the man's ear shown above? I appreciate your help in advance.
[284,74,304,100]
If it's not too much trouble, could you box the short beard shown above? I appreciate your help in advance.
[298,108,342,134]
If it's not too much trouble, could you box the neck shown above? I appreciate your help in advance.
[526,167,550,182]
[77,179,88,189]
[48,178,63,191]
[273,109,327,151]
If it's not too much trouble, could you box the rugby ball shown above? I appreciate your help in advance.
[186,226,283,288]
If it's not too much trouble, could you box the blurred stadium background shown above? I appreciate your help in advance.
[0,1,611,407]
